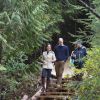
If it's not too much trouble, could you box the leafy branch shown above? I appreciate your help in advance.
[77,0,100,19]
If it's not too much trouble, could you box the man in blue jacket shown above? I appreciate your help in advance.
[54,38,69,86]
[71,40,87,69]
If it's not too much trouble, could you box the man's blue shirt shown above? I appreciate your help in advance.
[54,45,69,62]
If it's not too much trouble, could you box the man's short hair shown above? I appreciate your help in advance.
[59,38,63,41]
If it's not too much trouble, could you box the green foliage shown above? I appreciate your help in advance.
[5,51,28,73]
[0,0,63,54]
[88,0,100,45]
[75,0,100,99]
[78,47,100,100]
[0,64,6,71]
[0,71,39,100]
[1,0,100,99]
[61,0,83,15]
[0,0,64,99]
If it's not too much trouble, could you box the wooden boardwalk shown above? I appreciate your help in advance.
[31,62,77,100]
[31,77,77,100]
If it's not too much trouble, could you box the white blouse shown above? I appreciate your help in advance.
[42,51,56,69]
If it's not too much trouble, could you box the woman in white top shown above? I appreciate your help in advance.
[41,44,56,92]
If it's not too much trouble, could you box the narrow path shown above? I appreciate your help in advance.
[35,79,76,100]
[31,78,76,100]
[31,62,77,100]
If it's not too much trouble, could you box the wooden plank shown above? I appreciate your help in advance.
[31,88,42,100]
[41,92,75,95]
[37,95,68,99]
[49,83,72,89]
[47,87,72,91]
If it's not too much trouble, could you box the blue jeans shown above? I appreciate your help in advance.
[42,68,52,80]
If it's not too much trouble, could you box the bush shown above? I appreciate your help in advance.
[78,47,100,100]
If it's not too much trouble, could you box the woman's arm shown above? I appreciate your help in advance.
[39,52,47,64]
[51,52,56,63]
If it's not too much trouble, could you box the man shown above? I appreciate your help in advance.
[54,38,69,86]
[71,40,87,69]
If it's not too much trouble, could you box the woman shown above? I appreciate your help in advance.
[41,44,56,92]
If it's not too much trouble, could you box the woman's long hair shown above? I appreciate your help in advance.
[43,43,52,51]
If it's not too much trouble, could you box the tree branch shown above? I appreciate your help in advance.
[78,0,100,19]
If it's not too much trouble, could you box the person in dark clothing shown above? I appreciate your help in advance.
[71,40,87,69]
[54,38,69,87]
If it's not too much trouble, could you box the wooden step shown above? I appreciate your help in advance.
[51,78,73,83]
[48,83,74,88]
[47,87,75,91]
[41,92,75,95]
[37,95,68,99]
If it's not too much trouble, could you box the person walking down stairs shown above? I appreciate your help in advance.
[41,44,56,93]
[54,38,69,87]
[71,40,87,69]
[71,40,87,81]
